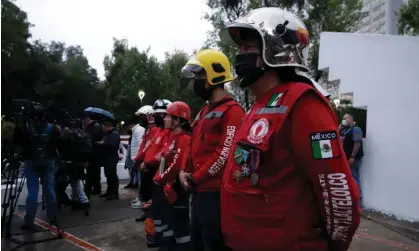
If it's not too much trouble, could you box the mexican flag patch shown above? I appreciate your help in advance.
[310,131,341,160]
[267,93,283,107]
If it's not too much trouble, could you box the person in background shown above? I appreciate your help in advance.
[98,118,121,200]
[218,7,361,251]
[124,120,136,188]
[131,105,154,212]
[153,101,193,251]
[130,115,145,186]
[56,120,90,210]
[339,113,364,206]
[180,49,245,251]
[83,114,103,196]
[124,115,145,189]
[13,106,61,230]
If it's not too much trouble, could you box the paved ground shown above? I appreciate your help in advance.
[2,184,419,251]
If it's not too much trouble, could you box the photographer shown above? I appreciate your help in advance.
[13,105,61,230]
[83,114,103,196]
[56,120,90,210]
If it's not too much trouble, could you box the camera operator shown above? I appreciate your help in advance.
[12,105,61,230]
[56,119,90,210]
[83,114,103,196]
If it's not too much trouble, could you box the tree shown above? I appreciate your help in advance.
[398,0,419,36]
[160,50,206,116]
[1,0,32,110]
[203,0,365,101]
[1,0,31,69]
[102,38,172,120]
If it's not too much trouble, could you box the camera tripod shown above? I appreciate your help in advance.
[1,155,64,251]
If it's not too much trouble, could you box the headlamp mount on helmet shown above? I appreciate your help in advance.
[153,99,171,114]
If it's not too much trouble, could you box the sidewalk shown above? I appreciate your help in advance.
[3,185,419,251]
[351,217,419,251]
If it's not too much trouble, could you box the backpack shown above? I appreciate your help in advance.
[26,121,53,160]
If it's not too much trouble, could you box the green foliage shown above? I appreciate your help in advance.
[398,0,419,36]
[1,0,104,119]
[1,0,204,123]
[2,0,367,127]
[102,41,205,120]
[1,120,15,141]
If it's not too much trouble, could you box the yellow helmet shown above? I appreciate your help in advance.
[181,49,234,86]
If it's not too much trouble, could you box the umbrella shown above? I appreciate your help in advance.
[84,107,115,121]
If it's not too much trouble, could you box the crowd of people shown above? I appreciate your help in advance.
[17,7,363,251]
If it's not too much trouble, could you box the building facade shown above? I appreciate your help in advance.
[357,0,407,34]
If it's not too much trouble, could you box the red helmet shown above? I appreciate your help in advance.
[166,101,191,121]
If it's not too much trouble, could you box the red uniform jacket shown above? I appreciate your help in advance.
[153,130,191,204]
[153,130,191,185]
[143,128,172,167]
[221,83,361,251]
[190,96,245,192]
[135,125,157,163]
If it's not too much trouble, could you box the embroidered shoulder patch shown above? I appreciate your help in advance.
[310,131,341,160]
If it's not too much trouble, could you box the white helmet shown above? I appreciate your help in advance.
[153,99,172,113]
[135,105,154,116]
[219,7,310,71]
[309,78,330,98]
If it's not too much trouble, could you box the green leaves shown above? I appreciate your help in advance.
[101,40,205,120]
[1,0,103,118]
[398,0,419,36]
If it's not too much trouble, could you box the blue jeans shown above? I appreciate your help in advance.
[70,180,89,204]
[24,159,57,225]
[351,159,363,202]
[130,165,139,185]
[125,149,139,185]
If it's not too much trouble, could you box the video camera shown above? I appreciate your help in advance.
[11,99,45,126]
[11,99,73,126]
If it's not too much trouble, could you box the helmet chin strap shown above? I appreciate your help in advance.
[238,66,265,88]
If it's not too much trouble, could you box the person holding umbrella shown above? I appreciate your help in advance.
[86,109,121,200]
[83,109,103,196]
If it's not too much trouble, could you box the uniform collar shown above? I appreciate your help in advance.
[254,84,282,105]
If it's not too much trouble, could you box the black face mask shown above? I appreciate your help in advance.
[154,115,164,128]
[235,53,264,87]
[139,117,148,128]
[193,79,214,101]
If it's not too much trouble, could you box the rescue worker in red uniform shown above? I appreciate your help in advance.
[153,101,193,251]
[179,49,245,251]
[139,99,172,248]
[218,8,361,251]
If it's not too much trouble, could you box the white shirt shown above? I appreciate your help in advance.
[130,124,145,161]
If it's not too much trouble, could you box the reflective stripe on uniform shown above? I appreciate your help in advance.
[161,225,168,231]
[163,230,174,237]
[203,111,224,119]
[256,106,288,114]
[153,220,162,225]
[176,235,191,243]
[155,227,162,232]
[173,205,188,209]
